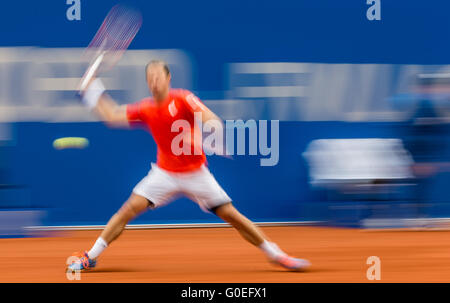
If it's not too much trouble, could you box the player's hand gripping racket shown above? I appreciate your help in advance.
[78,5,142,94]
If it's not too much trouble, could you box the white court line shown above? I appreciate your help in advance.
[25,221,321,231]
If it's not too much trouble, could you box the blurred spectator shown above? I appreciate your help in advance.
[400,74,450,224]
[0,123,11,185]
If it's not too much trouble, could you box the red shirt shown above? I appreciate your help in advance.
[126,89,207,172]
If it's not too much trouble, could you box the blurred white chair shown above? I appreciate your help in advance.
[303,138,416,228]
[303,138,414,188]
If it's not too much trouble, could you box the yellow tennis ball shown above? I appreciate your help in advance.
[53,137,89,150]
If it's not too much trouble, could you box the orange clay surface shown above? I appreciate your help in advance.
[0,226,449,282]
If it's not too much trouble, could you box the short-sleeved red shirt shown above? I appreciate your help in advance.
[126,89,207,172]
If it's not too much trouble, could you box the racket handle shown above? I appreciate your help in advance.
[75,90,84,100]
[77,78,106,110]
[79,51,106,92]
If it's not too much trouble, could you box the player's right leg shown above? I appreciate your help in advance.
[66,193,151,272]
[100,193,151,244]
[67,163,179,272]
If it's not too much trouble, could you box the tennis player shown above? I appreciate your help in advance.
[67,60,310,272]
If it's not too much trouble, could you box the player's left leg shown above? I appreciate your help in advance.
[212,202,265,246]
[180,165,310,271]
[213,203,310,271]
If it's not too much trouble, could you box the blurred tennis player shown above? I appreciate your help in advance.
[67,60,310,272]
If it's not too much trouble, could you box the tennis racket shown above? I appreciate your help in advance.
[78,4,142,93]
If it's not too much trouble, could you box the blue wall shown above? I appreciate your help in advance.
[5,121,449,226]
[2,1,450,226]
[2,0,450,95]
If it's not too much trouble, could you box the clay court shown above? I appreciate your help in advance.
[1,226,450,282]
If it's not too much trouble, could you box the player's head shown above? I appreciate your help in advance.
[145,60,171,100]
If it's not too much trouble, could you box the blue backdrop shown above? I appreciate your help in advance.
[1,1,450,227]
[4,121,450,226]
[2,0,450,93]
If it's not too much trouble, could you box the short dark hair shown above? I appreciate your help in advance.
[145,60,170,78]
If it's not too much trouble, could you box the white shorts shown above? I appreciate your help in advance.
[132,163,232,212]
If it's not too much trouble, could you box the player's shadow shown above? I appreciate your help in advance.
[261,267,334,274]
[89,267,150,273]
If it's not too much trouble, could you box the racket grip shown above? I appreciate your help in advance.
[75,91,83,100]
[78,78,105,110]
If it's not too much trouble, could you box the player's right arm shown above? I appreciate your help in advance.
[94,94,129,127]
[80,77,133,127]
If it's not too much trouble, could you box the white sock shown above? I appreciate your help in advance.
[259,240,286,260]
[87,237,108,260]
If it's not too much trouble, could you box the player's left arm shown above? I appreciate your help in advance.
[184,92,232,157]
[184,92,223,126]
[199,104,223,125]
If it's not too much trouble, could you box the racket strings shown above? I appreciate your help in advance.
[86,4,142,66]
